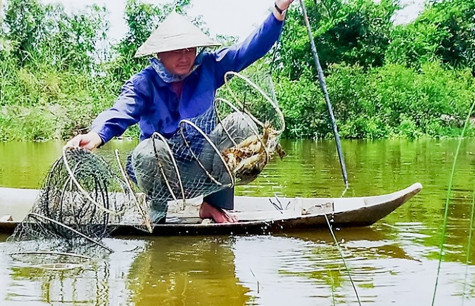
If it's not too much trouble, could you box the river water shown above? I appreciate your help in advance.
[0,138,473,305]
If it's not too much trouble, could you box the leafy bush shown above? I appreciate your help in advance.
[386,0,475,70]
[323,62,474,138]
[272,61,474,139]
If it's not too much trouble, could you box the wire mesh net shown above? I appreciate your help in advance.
[215,72,286,182]
[7,147,150,257]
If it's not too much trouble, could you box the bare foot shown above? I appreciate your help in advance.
[199,201,238,223]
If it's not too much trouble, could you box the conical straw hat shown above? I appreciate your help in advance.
[134,12,220,57]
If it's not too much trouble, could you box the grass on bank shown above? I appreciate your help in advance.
[0,58,474,142]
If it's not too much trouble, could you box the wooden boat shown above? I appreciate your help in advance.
[0,183,422,236]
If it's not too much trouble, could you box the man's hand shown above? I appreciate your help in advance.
[276,0,294,11]
[65,131,103,150]
[274,0,294,20]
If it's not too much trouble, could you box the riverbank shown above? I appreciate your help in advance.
[1,61,474,142]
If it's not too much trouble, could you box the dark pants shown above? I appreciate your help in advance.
[130,112,256,222]
[204,187,234,210]
[127,155,234,209]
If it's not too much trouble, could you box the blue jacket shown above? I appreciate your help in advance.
[91,13,284,144]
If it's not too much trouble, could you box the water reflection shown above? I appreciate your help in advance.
[0,237,145,305]
[0,227,474,304]
[233,228,475,305]
[126,236,248,305]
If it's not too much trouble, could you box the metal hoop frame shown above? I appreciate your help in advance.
[223,71,286,134]
[28,213,113,252]
[114,149,153,233]
[178,119,235,187]
[151,132,186,203]
[62,147,125,216]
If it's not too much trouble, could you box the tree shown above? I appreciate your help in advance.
[3,0,47,63]
[3,0,108,72]
[386,0,475,73]
[275,0,398,80]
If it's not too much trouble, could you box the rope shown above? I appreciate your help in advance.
[324,214,362,305]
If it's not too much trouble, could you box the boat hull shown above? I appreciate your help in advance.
[0,183,422,236]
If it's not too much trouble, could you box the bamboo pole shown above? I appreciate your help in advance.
[297,0,349,194]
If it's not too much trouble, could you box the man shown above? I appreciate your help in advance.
[67,0,294,223]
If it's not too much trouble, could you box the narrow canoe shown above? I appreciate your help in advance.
[0,183,422,236]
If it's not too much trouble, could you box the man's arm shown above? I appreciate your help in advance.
[212,1,293,86]
[66,74,148,150]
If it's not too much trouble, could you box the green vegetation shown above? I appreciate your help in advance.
[0,0,473,141]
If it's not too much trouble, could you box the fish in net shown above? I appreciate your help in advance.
[215,71,286,183]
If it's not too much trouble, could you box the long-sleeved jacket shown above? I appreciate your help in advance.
[91,13,284,143]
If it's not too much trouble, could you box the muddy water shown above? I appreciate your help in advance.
[0,138,474,305]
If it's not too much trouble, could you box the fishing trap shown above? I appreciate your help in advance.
[6,71,286,263]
